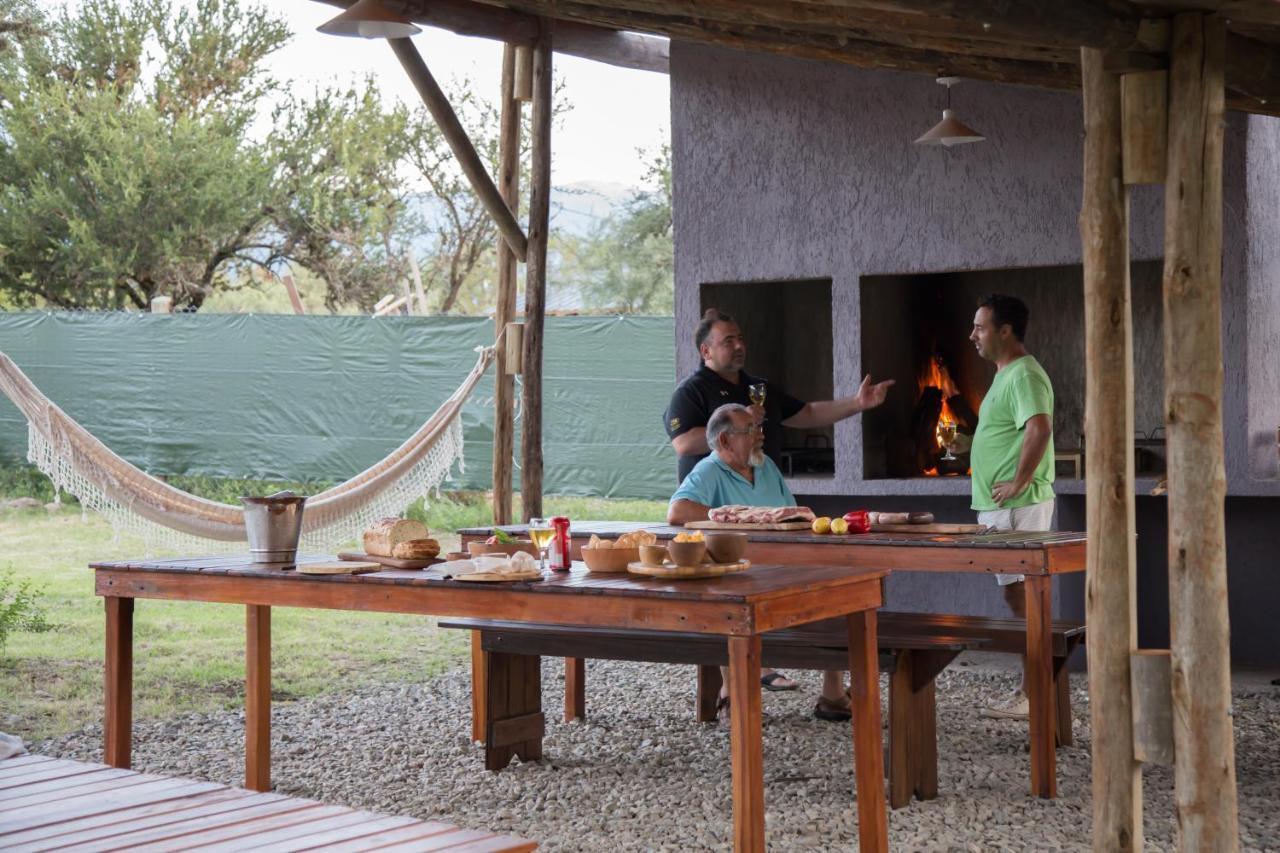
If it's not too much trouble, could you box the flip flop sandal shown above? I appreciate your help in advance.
[760,672,800,692]
[813,696,853,723]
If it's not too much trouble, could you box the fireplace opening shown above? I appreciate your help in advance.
[699,278,835,477]
[859,262,1168,481]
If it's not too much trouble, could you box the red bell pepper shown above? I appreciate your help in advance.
[842,510,870,534]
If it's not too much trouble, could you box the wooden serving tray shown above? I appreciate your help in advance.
[627,559,751,579]
[684,520,813,531]
[869,523,990,534]
[338,551,443,570]
[450,570,543,583]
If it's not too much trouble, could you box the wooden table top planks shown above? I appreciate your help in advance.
[0,754,536,851]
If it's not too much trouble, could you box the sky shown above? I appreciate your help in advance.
[56,0,673,188]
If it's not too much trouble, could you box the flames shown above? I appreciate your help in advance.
[920,354,959,449]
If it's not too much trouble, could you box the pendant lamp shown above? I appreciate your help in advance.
[915,76,985,147]
[317,0,422,38]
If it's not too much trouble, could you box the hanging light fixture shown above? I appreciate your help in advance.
[317,0,422,38]
[914,76,985,147]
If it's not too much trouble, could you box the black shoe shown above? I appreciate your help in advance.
[813,696,852,722]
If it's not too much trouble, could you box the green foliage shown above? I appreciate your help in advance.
[0,463,65,502]
[0,0,413,312]
[0,570,53,657]
[561,144,673,314]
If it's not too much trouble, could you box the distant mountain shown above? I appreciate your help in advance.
[405,180,635,247]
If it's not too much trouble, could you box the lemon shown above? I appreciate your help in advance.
[830,517,849,535]
[811,516,832,534]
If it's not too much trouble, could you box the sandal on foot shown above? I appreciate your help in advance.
[813,696,853,723]
[761,672,800,692]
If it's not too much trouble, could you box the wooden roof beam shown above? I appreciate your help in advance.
[315,0,668,73]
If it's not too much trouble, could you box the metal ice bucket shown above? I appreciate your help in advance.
[241,491,307,563]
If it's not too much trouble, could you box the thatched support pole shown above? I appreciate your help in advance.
[1162,14,1239,850]
[492,44,522,526]
[519,19,552,521]
[389,37,529,262]
[1080,47,1142,853]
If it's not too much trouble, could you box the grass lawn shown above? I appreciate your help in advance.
[0,493,667,742]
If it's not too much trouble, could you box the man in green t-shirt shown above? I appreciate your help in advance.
[969,294,1055,720]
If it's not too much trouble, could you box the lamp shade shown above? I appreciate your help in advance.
[317,0,422,38]
[914,109,985,147]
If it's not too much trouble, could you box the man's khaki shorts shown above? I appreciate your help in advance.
[978,498,1056,586]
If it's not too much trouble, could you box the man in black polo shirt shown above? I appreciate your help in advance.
[664,307,894,703]
[666,308,894,483]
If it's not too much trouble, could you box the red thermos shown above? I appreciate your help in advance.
[550,516,572,570]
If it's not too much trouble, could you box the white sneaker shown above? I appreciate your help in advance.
[981,690,1030,720]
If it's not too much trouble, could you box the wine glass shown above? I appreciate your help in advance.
[748,382,766,408]
[528,517,554,574]
[937,418,958,462]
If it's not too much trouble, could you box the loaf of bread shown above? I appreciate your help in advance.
[391,538,440,560]
[363,518,429,557]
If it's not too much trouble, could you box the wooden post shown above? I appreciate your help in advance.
[280,274,306,315]
[103,597,134,769]
[245,604,271,792]
[1162,14,1239,850]
[520,19,552,522]
[1080,47,1142,852]
[492,43,522,527]
[389,38,529,262]
[1121,71,1168,185]
[514,45,534,102]
[1131,649,1175,766]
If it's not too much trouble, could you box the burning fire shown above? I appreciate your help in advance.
[920,354,959,457]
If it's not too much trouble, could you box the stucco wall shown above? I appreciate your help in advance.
[670,41,1279,498]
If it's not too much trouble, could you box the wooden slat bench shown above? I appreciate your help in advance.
[443,611,1084,810]
[0,754,536,852]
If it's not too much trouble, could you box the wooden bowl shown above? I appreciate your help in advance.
[638,544,668,566]
[581,547,640,573]
[704,531,747,564]
[467,540,539,558]
[666,540,707,568]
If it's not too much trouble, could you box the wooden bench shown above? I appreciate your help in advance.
[446,612,1084,809]
[0,754,536,851]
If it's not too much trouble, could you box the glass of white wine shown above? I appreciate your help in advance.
[937,418,958,462]
[528,518,555,574]
[748,382,766,408]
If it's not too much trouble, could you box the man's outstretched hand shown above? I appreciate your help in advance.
[855,374,895,411]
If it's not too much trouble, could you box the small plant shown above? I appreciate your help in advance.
[0,571,54,657]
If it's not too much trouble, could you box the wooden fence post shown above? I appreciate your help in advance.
[1162,14,1238,851]
[520,19,552,521]
[493,43,522,526]
[1080,46,1142,853]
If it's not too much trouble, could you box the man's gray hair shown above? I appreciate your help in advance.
[706,403,751,451]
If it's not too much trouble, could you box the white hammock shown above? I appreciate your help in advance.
[0,346,495,553]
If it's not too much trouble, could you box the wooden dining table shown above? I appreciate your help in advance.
[93,555,889,853]
[460,521,1088,800]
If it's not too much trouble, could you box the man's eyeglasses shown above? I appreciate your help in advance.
[724,424,762,436]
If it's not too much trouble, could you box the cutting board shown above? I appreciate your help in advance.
[869,523,989,534]
[684,520,813,531]
[298,560,380,575]
[337,552,443,570]
[627,559,751,579]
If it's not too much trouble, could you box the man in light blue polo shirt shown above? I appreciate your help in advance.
[667,403,851,724]
[667,404,793,519]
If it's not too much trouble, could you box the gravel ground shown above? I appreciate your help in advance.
[38,658,1280,851]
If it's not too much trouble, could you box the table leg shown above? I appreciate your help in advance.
[246,604,271,792]
[484,652,545,771]
[1024,575,1056,798]
[471,630,487,742]
[696,664,722,723]
[728,636,764,853]
[848,611,888,853]
[565,657,586,722]
[104,597,134,769]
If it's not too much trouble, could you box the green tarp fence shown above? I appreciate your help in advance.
[0,312,679,501]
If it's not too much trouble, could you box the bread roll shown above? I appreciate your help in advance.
[363,517,429,557]
[391,538,440,560]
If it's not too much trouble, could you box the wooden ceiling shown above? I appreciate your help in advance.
[390,0,1280,117]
